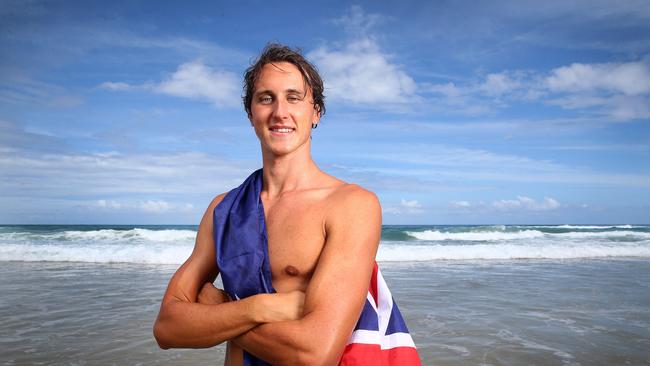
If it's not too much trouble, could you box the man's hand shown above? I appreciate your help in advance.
[197,282,305,323]
[197,282,231,305]
[257,290,306,323]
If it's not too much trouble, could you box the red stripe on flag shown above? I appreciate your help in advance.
[380,346,422,366]
[340,343,381,366]
[340,343,421,366]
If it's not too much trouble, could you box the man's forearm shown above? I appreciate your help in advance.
[155,287,305,350]
[233,314,344,366]
[154,295,265,349]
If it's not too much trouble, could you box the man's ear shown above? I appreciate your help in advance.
[312,107,321,126]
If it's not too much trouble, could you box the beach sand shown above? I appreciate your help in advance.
[1,259,649,365]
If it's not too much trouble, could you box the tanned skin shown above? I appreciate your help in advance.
[153,62,381,366]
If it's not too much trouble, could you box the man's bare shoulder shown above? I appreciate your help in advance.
[321,181,381,258]
[198,192,229,228]
[206,192,228,212]
[330,183,379,204]
[318,171,378,205]
[325,181,381,222]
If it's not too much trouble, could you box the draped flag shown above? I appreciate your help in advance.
[214,169,421,365]
[340,263,421,365]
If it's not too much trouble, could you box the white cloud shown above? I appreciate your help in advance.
[97,199,122,209]
[424,71,540,115]
[155,60,240,107]
[424,58,650,121]
[335,143,650,189]
[426,82,463,98]
[451,200,471,208]
[546,60,650,95]
[401,199,421,208]
[446,196,561,214]
[99,81,132,91]
[139,200,170,213]
[179,203,195,212]
[308,39,416,105]
[100,59,240,108]
[492,196,560,211]
[478,72,526,97]
[607,95,650,120]
[333,5,389,37]
[95,199,195,214]
[491,198,521,210]
[0,150,255,201]
[547,93,650,120]
[383,198,424,215]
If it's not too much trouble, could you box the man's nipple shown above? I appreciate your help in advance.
[284,265,299,276]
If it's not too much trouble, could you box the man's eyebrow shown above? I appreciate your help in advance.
[254,88,305,96]
[254,89,273,96]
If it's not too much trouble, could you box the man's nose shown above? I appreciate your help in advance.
[272,99,289,120]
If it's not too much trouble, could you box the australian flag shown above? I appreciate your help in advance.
[339,263,422,365]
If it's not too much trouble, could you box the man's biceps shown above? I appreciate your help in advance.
[326,218,380,251]
[306,269,371,308]
[170,257,214,291]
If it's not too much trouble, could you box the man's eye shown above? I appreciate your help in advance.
[259,96,273,104]
[287,95,302,103]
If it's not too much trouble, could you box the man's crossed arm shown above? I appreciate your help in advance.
[154,187,381,366]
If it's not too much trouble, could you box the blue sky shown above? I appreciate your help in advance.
[1,0,649,224]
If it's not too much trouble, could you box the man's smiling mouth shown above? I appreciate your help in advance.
[269,126,295,133]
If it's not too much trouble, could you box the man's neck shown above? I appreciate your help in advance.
[261,146,320,199]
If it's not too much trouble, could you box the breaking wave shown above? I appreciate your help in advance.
[1,225,648,264]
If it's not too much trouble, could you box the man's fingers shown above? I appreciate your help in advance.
[197,282,230,305]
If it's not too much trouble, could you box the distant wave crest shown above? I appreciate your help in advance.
[406,229,650,242]
[1,225,648,264]
[406,229,545,241]
[5,228,197,243]
[0,242,192,264]
[0,228,197,264]
[543,225,634,229]
[377,242,650,261]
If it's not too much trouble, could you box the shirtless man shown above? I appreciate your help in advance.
[153,44,381,365]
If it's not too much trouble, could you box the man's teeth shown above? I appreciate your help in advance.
[272,128,293,132]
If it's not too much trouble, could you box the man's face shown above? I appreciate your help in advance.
[249,62,320,157]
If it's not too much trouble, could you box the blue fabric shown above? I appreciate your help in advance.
[213,168,274,366]
[213,169,417,365]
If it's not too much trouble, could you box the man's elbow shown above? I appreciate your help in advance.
[153,317,172,349]
[153,302,181,349]
[294,354,328,366]
[294,345,342,366]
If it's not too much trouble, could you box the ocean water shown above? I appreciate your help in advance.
[1,224,649,365]
[2,224,649,264]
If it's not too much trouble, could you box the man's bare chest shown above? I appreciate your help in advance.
[262,196,328,292]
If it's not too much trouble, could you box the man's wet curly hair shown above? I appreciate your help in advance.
[243,44,326,118]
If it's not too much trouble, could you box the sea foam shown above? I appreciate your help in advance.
[0,242,193,264]
[0,228,196,264]
[60,228,196,242]
[556,224,634,229]
[405,229,545,241]
[1,226,649,264]
[376,242,650,261]
[2,240,649,264]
